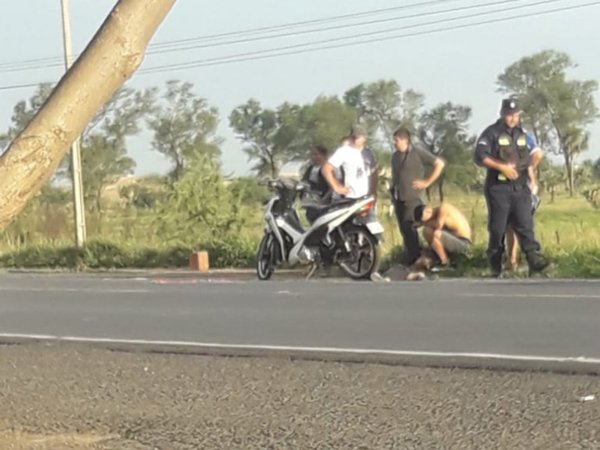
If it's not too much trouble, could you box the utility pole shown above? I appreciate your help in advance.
[60,0,87,247]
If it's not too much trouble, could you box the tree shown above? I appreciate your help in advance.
[0,0,176,231]
[156,155,246,244]
[227,177,269,205]
[148,80,221,181]
[0,83,54,152]
[344,80,425,148]
[562,127,590,193]
[81,86,155,211]
[288,96,357,159]
[418,102,476,199]
[2,84,153,212]
[538,160,565,203]
[229,99,292,178]
[497,50,599,196]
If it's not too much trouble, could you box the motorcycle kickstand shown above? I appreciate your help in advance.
[306,263,318,280]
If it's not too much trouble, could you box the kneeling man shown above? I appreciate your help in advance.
[412,203,472,270]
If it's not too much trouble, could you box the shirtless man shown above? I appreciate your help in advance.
[411,203,472,270]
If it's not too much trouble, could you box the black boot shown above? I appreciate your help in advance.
[527,252,550,275]
[488,252,504,278]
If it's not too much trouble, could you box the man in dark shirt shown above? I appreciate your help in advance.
[390,127,445,265]
[301,145,331,223]
[301,145,330,199]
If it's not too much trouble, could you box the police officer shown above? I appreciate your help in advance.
[474,98,549,277]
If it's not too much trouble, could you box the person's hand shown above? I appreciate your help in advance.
[335,185,351,196]
[412,179,429,190]
[501,164,519,181]
[529,182,539,195]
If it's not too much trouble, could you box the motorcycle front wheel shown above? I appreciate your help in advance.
[337,226,381,280]
[256,233,276,280]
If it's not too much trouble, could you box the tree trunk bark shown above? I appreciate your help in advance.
[564,153,574,197]
[0,0,176,231]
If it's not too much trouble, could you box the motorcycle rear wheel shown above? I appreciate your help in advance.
[337,226,380,280]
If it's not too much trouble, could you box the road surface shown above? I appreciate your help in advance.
[1,273,599,372]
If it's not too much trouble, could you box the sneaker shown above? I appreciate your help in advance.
[370,272,391,283]
[430,261,450,273]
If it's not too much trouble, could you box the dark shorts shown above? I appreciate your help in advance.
[440,230,471,255]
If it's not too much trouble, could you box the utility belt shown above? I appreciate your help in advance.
[486,170,529,187]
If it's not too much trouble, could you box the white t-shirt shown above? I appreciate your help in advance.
[328,144,370,199]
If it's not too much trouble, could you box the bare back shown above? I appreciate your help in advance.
[441,203,471,241]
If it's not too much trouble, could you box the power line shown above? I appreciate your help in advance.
[0,0,571,75]
[139,0,577,74]
[0,82,45,92]
[1,0,597,91]
[147,0,531,56]
[0,0,460,70]
[151,0,462,47]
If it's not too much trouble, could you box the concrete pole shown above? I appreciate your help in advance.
[60,0,87,247]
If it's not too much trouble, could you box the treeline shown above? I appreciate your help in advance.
[1,49,599,254]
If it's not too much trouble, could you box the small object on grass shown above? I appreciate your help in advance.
[189,251,209,272]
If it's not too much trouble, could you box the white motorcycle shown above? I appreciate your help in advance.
[256,179,384,280]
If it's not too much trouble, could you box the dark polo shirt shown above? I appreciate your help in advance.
[391,144,437,203]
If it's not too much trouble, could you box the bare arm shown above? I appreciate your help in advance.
[527,166,536,190]
[426,158,445,187]
[321,163,349,196]
[530,150,543,169]
[434,204,448,231]
[413,158,445,191]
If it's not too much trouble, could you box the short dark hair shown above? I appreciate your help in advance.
[414,204,425,223]
[312,144,328,157]
[393,127,411,141]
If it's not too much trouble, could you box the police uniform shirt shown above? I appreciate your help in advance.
[474,120,531,185]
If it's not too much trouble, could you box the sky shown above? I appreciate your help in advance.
[1,0,599,176]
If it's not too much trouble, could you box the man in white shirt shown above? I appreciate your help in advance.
[321,125,389,283]
[321,125,370,199]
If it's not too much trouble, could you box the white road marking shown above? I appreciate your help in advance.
[0,287,150,294]
[461,293,600,299]
[0,333,599,365]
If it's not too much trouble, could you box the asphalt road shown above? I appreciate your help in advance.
[1,273,599,372]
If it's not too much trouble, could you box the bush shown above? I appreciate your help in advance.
[0,237,257,270]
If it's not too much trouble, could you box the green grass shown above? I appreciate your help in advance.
[1,190,599,276]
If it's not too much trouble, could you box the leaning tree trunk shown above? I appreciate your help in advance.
[0,0,176,231]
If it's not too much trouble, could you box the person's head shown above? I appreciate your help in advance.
[310,145,328,166]
[392,127,411,152]
[414,204,434,225]
[500,97,522,129]
[348,124,367,149]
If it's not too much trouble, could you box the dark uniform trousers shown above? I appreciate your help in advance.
[393,199,422,265]
[485,182,541,270]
